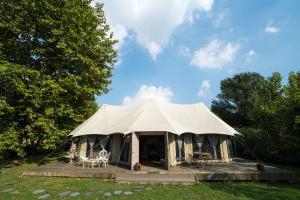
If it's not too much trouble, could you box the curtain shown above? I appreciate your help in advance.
[168,133,177,167]
[184,134,193,160]
[176,136,183,160]
[100,136,109,150]
[194,135,204,153]
[79,136,87,157]
[88,135,96,158]
[207,135,219,159]
[111,135,121,162]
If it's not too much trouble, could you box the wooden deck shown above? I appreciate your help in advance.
[22,159,297,184]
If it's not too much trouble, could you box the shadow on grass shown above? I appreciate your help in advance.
[207,181,300,200]
[0,151,68,172]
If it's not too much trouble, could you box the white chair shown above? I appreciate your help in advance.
[96,149,111,168]
[101,152,111,168]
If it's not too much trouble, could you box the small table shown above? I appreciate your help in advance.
[81,159,97,168]
[192,152,213,169]
[199,152,213,160]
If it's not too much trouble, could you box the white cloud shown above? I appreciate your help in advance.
[123,85,174,104]
[148,42,162,60]
[265,24,280,33]
[177,45,191,57]
[212,10,227,27]
[100,0,214,59]
[197,80,214,99]
[110,23,128,50]
[245,49,256,63]
[191,39,239,69]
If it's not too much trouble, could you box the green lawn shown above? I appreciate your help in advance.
[1,154,300,200]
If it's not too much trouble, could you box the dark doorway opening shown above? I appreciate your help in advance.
[139,135,165,169]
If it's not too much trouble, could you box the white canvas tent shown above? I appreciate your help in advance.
[70,98,239,137]
[70,99,239,169]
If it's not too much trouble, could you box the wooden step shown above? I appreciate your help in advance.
[115,173,196,184]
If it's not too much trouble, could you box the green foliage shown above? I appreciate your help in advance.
[0,0,117,157]
[211,72,265,127]
[212,72,300,165]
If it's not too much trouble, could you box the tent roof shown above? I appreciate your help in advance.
[70,98,239,137]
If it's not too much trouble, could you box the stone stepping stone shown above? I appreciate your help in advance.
[145,187,152,191]
[70,192,80,197]
[97,190,104,194]
[113,190,122,195]
[38,194,50,199]
[11,190,20,194]
[123,191,133,195]
[84,191,92,196]
[104,192,112,197]
[133,189,143,192]
[1,188,14,192]
[58,191,72,197]
[33,189,46,194]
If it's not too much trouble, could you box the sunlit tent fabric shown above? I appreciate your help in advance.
[69,99,239,137]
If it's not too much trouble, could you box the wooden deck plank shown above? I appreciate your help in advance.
[22,160,297,183]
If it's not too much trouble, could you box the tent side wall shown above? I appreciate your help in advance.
[76,132,234,170]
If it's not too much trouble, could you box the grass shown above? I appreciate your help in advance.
[1,154,300,200]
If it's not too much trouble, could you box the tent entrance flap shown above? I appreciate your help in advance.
[139,135,165,168]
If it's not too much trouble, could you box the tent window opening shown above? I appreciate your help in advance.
[192,135,221,160]
[86,135,110,159]
[120,136,130,163]
[175,135,185,161]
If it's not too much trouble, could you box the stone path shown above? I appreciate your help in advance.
[104,192,112,197]
[0,186,153,198]
[123,191,133,195]
[38,194,50,199]
[32,189,46,194]
[11,190,20,194]
[70,192,80,197]
[113,190,122,195]
[58,191,72,197]
[1,188,14,193]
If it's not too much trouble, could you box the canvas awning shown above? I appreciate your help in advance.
[69,98,240,137]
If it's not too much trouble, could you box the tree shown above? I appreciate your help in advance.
[211,72,265,127]
[212,71,300,165]
[0,0,117,157]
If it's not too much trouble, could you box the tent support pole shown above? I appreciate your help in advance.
[165,132,169,170]
[113,134,128,175]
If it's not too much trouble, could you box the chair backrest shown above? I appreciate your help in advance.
[99,149,108,158]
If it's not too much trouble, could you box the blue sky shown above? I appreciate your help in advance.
[95,0,300,107]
